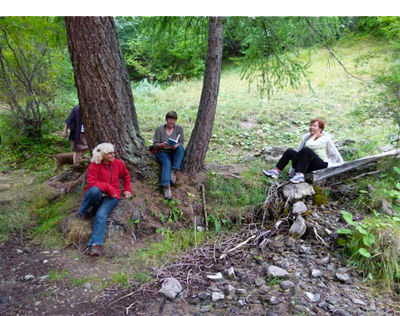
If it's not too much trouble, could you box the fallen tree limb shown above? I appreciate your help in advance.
[312,149,399,185]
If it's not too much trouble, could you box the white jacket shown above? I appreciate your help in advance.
[289,132,344,176]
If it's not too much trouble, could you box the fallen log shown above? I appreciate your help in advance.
[312,149,399,186]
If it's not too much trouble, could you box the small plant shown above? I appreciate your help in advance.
[48,269,69,282]
[111,270,131,288]
[268,276,282,286]
[337,210,400,288]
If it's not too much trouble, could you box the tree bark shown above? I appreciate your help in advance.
[65,17,150,178]
[181,17,225,174]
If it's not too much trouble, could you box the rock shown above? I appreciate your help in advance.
[280,280,295,290]
[211,291,225,302]
[200,306,211,313]
[377,199,393,216]
[0,294,9,305]
[236,288,247,295]
[317,256,330,265]
[311,269,323,278]
[227,267,236,279]
[292,201,307,215]
[24,274,35,281]
[335,273,352,284]
[283,183,315,201]
[269,296,280,305]
[254,277,266,287]
[265,311,277,316]
[305,292,320,302]
[266,265,289,278]
[264,155,276,164]
[266,145,288,157]
[207,272,223,281]
[224,284,236,298]
[16,249,23,254]
[198,292,211,302]
[158,277,182,300]
[196,226,204,232]
[289,216,307,239]
[351,297,366,306]
[238,299,245,307]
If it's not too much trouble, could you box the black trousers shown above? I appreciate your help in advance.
[276,147,328,174]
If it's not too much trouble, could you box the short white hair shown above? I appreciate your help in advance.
[91,143,114,164]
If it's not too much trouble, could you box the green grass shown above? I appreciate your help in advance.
[134,35,395,165]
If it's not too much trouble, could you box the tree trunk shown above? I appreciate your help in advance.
[65,17,150,178]
[181,17,225,174]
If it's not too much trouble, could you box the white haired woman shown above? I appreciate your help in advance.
[76,143,132,256]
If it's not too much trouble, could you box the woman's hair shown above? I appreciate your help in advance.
[91,143,115,164]
[310,118,325,131]
[165,111,178,120]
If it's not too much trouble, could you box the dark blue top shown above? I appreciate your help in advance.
[65,104,83,141]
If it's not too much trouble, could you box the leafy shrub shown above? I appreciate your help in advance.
[337,210,400,288]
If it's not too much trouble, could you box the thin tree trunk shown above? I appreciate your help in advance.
[65,17,150,178]
[182,17,225,174]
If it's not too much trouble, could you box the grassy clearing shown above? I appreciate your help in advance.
[134,35,395,165]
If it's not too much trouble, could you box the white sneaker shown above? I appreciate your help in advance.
[290,173,305,184]
[263,169,279,179]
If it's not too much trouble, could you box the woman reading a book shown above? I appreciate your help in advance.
[263,118,343,183]
[153,111,185,200]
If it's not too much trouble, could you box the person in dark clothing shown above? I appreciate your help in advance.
[62,104,89,163]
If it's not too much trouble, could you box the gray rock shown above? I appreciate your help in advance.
[377,199,393,216]
[199,306,211,313]
[24,274,35,281]
[352,297,366,306]
[158,277,182,300]
[16,249,23,254]
[269,296,280,305]
[238,299,245,307]
[264,155,276,164]
[311,269,323,278]
[265,145,288,157]
[335,272,352,284]
[198,292,211,301]
[224,284,236,298]
[211,291,225,302]
[289,216,307,239]
[207,272,223,280]
[227,267,236,279]
[0,295,9,305]
[266,265,289,278]
[280,280,295,290]
[265,310,277,316]
[254,277,266,287]
[236,288,247,295]
[283,183,315,201]
[292,201,307,215]
[305,292,320,302]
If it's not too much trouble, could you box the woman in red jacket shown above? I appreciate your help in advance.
[77,143,132,256]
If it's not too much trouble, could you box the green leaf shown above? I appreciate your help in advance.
[363,234,375,247]
[393,166,400,174]
[337,228,352,234]
[396,183,400,190]
[356,225,368,235]
[341,211,354,225]
[392,217,400,222]
[358,248,371,258]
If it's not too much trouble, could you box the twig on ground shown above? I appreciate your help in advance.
[219,235,256,260]
[200,184,208,232]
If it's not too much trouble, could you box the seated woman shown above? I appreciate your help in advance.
[76,143,132,256]
[263,118,343,183]
[153,111,185,200]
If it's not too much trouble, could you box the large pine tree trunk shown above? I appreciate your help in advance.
[65,17,149,178]
[181,17,225,174]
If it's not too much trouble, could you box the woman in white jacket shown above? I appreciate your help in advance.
[263,118,343,183]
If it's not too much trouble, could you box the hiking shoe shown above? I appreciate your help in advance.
[263,169,279,179]
[88,244,102,256]
[170,170,177,185]
[163,185,172,200]
[290,173,305,184]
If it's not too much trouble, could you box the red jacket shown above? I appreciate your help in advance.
[84,159,131,199]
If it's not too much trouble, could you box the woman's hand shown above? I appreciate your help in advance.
[124,191,132,198]
[62,130,68,139]
[171,144,180,150]
[158,142,170,149]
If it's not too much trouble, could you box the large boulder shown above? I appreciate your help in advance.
[283,183,315,201]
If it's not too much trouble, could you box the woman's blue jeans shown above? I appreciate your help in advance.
[78,186,118,246]
[156,145,184,186]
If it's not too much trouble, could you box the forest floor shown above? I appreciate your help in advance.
[1,167,399,316]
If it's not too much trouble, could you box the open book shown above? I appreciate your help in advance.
[167,134,180,146]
